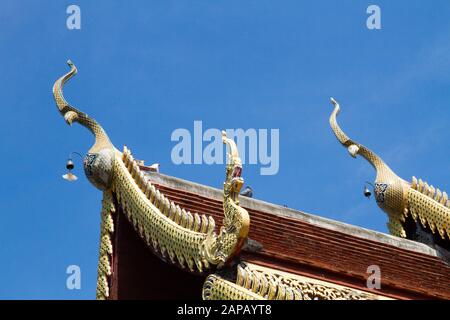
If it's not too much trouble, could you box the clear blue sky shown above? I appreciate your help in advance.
[0,1,449,299]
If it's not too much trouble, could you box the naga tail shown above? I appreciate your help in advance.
[53,60,77,118]
[329,98,396,179]
[52,60,112,149]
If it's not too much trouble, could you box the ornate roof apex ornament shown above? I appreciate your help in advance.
[53,60,114,190]
[329,98,450,241]
[53,61,250,298]
[201,132,250,266]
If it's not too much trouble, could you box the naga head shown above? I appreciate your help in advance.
[53,60,115,191]
[220,131,250,257]
[328,98,409,232]
[222,131,244,199]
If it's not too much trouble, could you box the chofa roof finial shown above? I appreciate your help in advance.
[52,60,112,152]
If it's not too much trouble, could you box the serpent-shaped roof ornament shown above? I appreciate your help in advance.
[53,61,250,299]
[329,98,449,242]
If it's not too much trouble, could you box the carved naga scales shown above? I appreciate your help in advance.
[53,61,250,299]
[202,262,383,300]
[328,98,450,244]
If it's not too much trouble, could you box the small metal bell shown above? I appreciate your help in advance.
[66,159,75,170]
[62,152,82,182]
[364,185,372,198]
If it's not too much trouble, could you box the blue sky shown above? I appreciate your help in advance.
[0,1,449,299]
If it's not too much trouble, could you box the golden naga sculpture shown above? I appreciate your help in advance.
[53,60,250,299]
[328,98,450,246]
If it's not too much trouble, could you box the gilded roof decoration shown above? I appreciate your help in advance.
[52,60,448,300]
[203,262,387,300]
[329,98,450,241]
[53,61,250,299]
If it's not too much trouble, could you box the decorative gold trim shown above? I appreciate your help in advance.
[203,262,389,300]
[329,98,450,240]
[409,177,450,239]
[202,274,264,300]
[96,191,115,300]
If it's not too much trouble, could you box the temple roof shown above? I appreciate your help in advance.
[142,168,450,299]
[53,61,449,300]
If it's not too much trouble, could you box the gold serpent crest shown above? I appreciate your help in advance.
[329,98,450,240]
[202,132,250,266]
[53,61,250,299]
